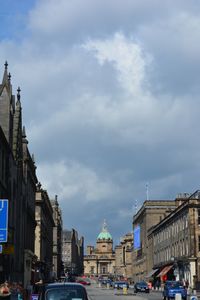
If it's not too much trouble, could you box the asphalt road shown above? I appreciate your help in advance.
[86,284,162,300]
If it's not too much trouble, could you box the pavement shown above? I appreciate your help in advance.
[88,284,200,300]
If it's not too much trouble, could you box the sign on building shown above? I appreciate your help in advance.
[0,200,8,243]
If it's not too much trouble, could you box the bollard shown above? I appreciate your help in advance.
[107,283,110,289]
[175,294,181,300]
[98,282,101,288]
[123,286,127,295]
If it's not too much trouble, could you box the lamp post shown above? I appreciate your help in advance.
[171,257,179,281]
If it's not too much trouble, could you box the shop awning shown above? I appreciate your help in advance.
[157,265,173,277]
[145,268,159,278]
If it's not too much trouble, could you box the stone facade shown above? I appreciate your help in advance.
[132,200,176,282]
[150,191,200,289]
[62,229,84,276]
[35,184,55,282]
[22,127,38,287]
[115,233,133,280]
[0,126,16,282]
[51,196,63,279]
[84,222,115,277]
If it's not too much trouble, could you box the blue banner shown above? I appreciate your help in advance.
[0,200,8,243]
[134,225,141,249]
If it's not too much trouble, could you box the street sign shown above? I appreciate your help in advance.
[0,200,8,243]
[0,245,2,253]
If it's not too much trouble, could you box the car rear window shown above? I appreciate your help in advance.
[170,282,183,288]
[45,288,85,300]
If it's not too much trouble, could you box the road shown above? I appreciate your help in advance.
[86,284,162,300]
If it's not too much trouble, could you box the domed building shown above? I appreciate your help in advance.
[84,221,115,276]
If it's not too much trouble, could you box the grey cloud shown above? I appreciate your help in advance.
[1,0,200,245]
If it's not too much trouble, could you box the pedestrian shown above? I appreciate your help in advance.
[0,281,11,299]
[10,282,18,300]
[26,281,33,300]
[16,283,24,300]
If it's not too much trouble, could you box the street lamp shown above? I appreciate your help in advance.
[171,257,179,280]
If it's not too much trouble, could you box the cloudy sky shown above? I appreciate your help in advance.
[1,0,200,246]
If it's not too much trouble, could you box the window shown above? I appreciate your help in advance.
[198,210,200,225]
[46,288,86,300]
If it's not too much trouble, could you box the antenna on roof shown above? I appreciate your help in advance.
[135,199,138,214]
[146,182,149,200]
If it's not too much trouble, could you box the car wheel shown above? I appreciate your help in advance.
[163,296,166,300]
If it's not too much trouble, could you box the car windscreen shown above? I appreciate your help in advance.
[169,282,183,288]
[137,282,147,286]
[45,288,86,300]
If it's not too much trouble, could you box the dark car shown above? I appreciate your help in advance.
[163,281,187,300]
[100,279,113,286]
[113,281,129,289]
[134,281,150,293]
[39,282,89,300]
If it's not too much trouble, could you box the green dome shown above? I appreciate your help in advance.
[97,220,112,240]
[97,231,112,240]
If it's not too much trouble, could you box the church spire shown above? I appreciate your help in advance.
[17,87,21,101]
[2,61,9,85]
[16,86,21,107]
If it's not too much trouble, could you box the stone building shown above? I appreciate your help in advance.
[35,184,55,282]
[150,191,200,289]
[51,196,63,279]
[84,221,115,277]
[0,125,16,282]
[62,229,84,276]
[115,233,133,280]
[22,126,38,287]
[132,200,176,282]
[0,62,37,284]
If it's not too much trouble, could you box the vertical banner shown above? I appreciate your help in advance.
[134,225,141,249]
[0,199,8,243]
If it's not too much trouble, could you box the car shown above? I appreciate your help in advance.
[113,281,129,289]
[100,279,113,286]
[134,281,150,293]
[38,282,89,300]
[163,281,187,300]
[76,279,91,286]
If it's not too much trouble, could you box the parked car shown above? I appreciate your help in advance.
[76,279,91,286]
[163,281,187,300]
[134,281,150,293]
[100,279,113,286]
[38,282,89,300]
[113,281,129,289]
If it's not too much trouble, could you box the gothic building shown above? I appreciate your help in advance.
[0,62,38,284]
[84,221,115,277]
